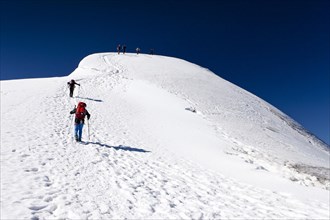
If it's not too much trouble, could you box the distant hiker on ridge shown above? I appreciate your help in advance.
[67,79,80,98]
[123,44,127,54]
[70,102,91,142]
[136,47,140,54]
[117,44,121,54]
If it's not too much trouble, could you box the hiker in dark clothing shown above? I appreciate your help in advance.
[70,102,91,142]
[117,44,121,54]
[67,79,80,97]
[136,47,141,54]
[123,44,127,54]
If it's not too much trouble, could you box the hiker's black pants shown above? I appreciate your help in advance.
[70,88,74,97]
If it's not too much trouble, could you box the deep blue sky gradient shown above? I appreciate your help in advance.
[1,0,329,144]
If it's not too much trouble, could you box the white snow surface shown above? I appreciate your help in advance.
[1,53,329,219]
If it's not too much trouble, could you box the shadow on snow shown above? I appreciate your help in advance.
[76,96,103,102]
[87,141,151,153]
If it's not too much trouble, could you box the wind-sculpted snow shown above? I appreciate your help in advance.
[269,108,330,151]
[1,53,329,219]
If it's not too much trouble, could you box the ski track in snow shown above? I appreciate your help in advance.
[1,53,329,219]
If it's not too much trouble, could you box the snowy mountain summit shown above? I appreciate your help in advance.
[1,53,329,219]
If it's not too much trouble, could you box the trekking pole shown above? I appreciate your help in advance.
[80,85,87,98]
[80,85,84,97]
[68,105,76,138]
[77,85,81,97]
[87,118,90,141]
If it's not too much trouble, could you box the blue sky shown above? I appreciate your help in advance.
[1,0,329,145]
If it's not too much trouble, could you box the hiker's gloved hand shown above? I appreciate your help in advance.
[87,115,90,120]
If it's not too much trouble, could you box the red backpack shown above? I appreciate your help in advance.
[76,102,86,120]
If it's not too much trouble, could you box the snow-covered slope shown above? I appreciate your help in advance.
[1,53,329,219]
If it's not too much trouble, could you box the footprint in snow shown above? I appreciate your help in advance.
[43,176,52,187]
[24,168,39,172]
[28,204,48,211]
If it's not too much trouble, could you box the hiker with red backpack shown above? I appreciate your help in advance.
[67,79,80,97]
[70,102,91,142]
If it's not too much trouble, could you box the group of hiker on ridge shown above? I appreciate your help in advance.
[67,79,90,142]
[117,44,127,54]
[117,44,154,55]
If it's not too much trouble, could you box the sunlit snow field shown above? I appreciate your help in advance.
[1,53,329,219]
